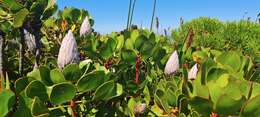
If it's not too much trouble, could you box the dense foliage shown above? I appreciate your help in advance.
[0,0,260,117]
[172,17,260,63]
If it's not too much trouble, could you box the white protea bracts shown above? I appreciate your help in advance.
[57,30,80,69]
[134,103,146,115]
[80,15,91,37]
[24,29,36,54]
[188,63,198,80]
[164,50,179,75]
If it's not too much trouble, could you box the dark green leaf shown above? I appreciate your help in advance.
[189,96,213,116]
[15,78,29,94]
[31,97,49,116]
[76,71,105,93]
[25,80,49,101]
[13,8,29,28]
[241,95,260,117]
[49,83,76,105]
[63,63,81,82]
[93,81,123,101]
[121,49,136,65]
[50,68,66,83]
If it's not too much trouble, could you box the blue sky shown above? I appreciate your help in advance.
[57,0,260,34]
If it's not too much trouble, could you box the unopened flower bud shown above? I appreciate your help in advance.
[24,29,36,54]
[80,15,91,37]
[188,63,198,80]
[57,30,80,69]
[164,51,179,75]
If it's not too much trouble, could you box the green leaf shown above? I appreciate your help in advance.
[115,35,124,51]
[30,0,48,16]
[139,38,155,59]
[93,81,123,101]
[188,96,213,116]
[13,8,29,28]
[121,49,136,65]
[43,18,56,27]
[153,47,166,63]
[216,51,241,72]
[76,71,105,93]
[63,64,81,82]
[79,59,92,70]
[50,68,66,83]
[31,97,49,116]
[207,68,228,82]
[25,80,49,102]
[251,83,260,98]
[42,0,57,20]
[154,89,169,113]
[143,85,150,104]
[124,38,134,50]
[13,93,32,117]
[15,78,29,94]
[199,58,216,84]
[49,83,76,105]
[100,38,117,59]
[2,0,23,12]
[166,87,178,107]
[27,66,53,86]
[130,30,139,42]
[0,90,15,117]
[61,7,81,23]
[49,108,65,116]
[241,95,260,117]
[192,51,208,63]
[215,94,246,116]
[192,77,210,98]
[134,35,147,50]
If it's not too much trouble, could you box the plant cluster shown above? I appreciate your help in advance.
[0,1,260,117]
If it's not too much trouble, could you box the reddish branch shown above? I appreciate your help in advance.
[186,28,194,49]
[70,100,76,117]
[104,59,113,69]
[135,54,141,84]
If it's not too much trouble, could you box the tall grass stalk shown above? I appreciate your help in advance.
[126,0,133,30]
[150,0,157,31]
[129,0,137,30]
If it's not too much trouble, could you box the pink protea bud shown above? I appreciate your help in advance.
[210,112,218,117]
[57,30,80,69]
[80,15,91,37]
[188,63,198,80]
[164,51,179,75]
[134,103,146,115]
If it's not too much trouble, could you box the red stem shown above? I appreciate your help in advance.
[135,55,141,84]
[70,100,76,117]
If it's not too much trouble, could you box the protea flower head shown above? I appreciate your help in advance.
[57,30,80,69]
[188,63,198,80]
[134,103,146,115]
[80,15,91,37]
[164,51,179,75]
[24,29,36,54]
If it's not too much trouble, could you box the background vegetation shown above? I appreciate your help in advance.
[0,0,259,117]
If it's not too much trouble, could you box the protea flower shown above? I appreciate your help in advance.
[57,30,80,69]
[164,51,179,75]
[134,103,146,115]
[188,63,198,80]
[80,15,91,37]
[24,29,36,54]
